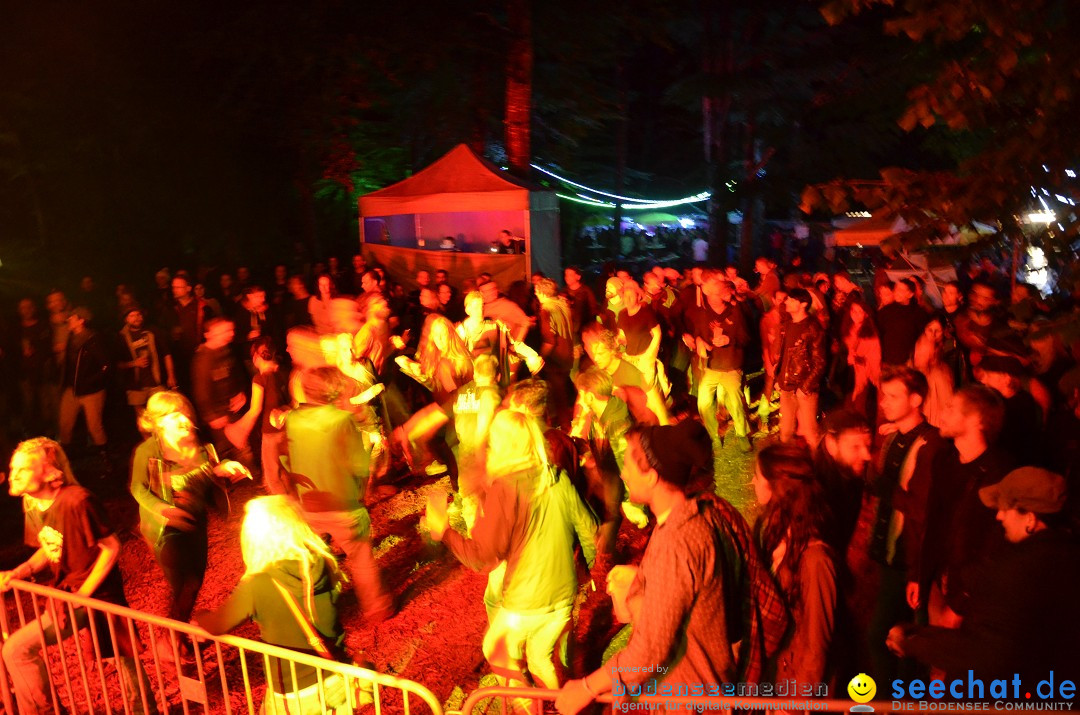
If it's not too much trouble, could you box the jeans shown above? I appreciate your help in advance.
[697,367,750,440]
[260,430,289,495]
[301,507,392,621]
[779,389,820,447]
[58,388,106,446]
[156,526,208,622]
[2,607,156,715]
[483,604,573,689]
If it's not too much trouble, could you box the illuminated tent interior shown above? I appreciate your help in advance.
[358,144,560,289]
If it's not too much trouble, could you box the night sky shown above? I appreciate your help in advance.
[0,0,943,291]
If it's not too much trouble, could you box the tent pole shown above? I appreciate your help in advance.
[524,209,532,281]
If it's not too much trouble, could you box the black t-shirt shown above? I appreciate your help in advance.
[925,445,1012,613]
[24,486,125,603]
[999,390,1045,467]
[878,302,928,365]
[687,301,747,371]
[254,369,288,434]
[617,306,659,356]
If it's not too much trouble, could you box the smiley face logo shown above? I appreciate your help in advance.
[848,673,876,703]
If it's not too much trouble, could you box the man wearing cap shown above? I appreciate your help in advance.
[57,307,111,466]
[886,467,1080,682]
[118,307,177,423]
[555,421,788,714]
[975,353,1044,467]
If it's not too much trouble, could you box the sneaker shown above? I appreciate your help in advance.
[424,460,448,476]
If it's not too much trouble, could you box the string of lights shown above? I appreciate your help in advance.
[532,163,712,209]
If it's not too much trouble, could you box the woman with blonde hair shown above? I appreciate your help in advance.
[130,391,251,653]
[427,409,597,691]
[195,496,356,714]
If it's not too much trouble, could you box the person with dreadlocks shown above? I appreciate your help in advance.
[555,420,789,715]
[281,366,393,625]
[752,442,838,687]
[194,496,355,714]
[2,438,158,715]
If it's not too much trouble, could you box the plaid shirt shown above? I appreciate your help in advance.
[608,493,788,690]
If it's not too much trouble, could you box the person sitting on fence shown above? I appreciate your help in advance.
[0,438,157,715]
[194,495,366,715]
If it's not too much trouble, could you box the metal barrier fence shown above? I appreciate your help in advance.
[0,579,444,715]
[450,686,986,715]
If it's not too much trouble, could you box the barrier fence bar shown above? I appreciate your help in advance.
[450,686,1022,715]
[0,579,444,715]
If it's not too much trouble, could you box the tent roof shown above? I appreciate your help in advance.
[830,214,909,246]
[360,144,547,216]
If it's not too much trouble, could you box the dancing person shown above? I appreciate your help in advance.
[130,391,251,654]
[457,290,542,386]
[534,277,575,427]
[686,272,752,453]
[282,366,394,624]
[427,409,597,691]
[554,421,789,715]
[194,496,359,714]
[2,438,157,715]
[752,442,838,686]
[563,266,598,344]
[581,323,668,426]
[616,280,662,390]
[395,314,474,482]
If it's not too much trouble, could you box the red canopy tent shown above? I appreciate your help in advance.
[358,144,560,290]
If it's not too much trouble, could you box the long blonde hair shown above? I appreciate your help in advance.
[139,390,197,435]
[485,409,553,492]
[11,437,79,490]
[417,314,473,385]
[240,496,345,618]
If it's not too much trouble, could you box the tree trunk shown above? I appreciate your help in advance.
[738,122,757,274]
[10,130,48,249]
[504,0,533,177]
[702,0,733,264]
[613,61,628,238]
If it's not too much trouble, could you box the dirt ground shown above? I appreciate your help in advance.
[2,414,885,713]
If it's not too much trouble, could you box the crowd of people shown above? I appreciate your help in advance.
[1,245,1079,713]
